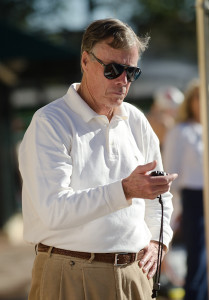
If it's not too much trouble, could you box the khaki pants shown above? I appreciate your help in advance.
[29,248,154,300]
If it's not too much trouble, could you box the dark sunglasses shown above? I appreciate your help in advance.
[90,52,141,82]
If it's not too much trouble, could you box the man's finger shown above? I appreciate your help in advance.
[147,262,157,279]
[137,160,157,174]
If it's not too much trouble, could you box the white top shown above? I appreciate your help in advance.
[18,83,173,253]
[163,122,203,191]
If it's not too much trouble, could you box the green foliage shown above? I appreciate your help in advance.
[0,0,36,27]
[130,0,197,60]
[134,0,196,24]
[0,0,66,30]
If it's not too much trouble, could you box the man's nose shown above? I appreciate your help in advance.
[116,70,128,84]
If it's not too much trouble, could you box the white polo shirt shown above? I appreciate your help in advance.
[163,122,203,191]
[19,83,173,253]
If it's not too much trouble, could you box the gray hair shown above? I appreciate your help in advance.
[80,18,150,70]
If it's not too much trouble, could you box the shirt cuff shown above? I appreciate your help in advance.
[150,227,173,249]
[106,180,131,212]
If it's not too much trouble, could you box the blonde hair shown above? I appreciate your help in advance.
[176,79,200,123]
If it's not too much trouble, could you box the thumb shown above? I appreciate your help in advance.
[138,160,157,175]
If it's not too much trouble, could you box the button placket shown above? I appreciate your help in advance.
[107,123,119,159]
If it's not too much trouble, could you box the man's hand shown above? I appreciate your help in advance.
[122,160,178,201]
[138,241,167,279]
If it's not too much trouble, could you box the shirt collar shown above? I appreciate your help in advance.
[64,83,128,122]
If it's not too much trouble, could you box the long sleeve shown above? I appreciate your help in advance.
[19,112,129,231]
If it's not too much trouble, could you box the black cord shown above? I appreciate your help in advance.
[152,194,164,298]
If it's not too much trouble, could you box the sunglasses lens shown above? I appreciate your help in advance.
[126,67,141,82]
[104,63,141,82]
[104,63,124,79]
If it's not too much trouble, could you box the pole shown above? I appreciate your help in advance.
[196,0,209,295]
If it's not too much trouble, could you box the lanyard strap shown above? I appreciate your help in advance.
[152,194,164,298]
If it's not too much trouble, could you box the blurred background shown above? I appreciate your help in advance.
[0,0,207,299]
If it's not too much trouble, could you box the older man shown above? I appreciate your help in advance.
[19,18,177,300]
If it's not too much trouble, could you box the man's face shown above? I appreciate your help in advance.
[81,40,139,115]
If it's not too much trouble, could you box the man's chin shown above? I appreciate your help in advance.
[112,95,125,104]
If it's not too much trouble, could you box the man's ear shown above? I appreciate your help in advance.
[81,51,89,72]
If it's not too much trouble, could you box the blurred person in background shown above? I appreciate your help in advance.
[18,18,178,300]
[147,86,184,147]
[163,79,208,300]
